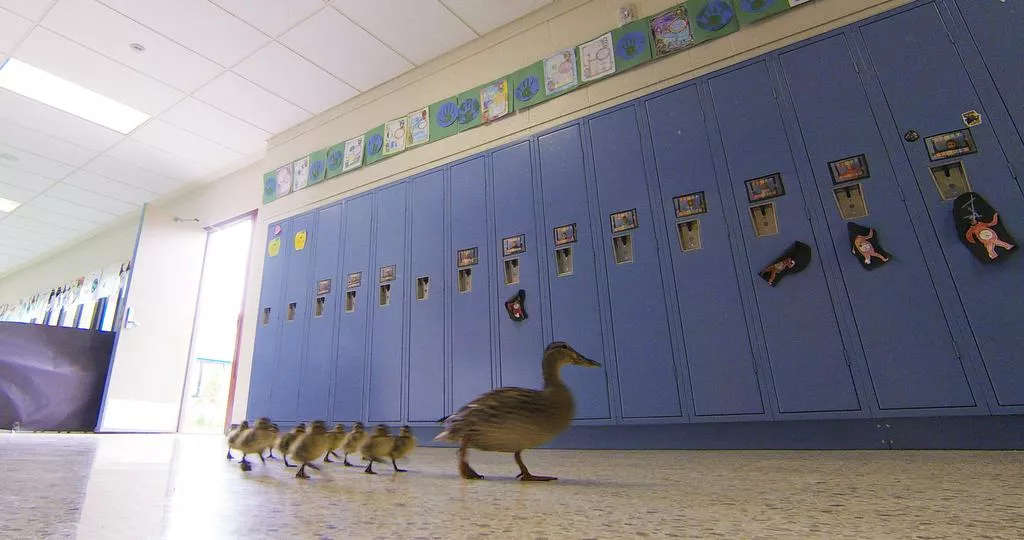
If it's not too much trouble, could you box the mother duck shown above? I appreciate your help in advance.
[435,341,601,481]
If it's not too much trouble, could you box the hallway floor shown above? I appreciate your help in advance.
[1,433,1021,539]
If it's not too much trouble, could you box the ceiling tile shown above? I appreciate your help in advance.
[0,242,37,257]
[64,170,157,206]
[0,234,55,253]
[439,0,552,35]
[160,97,269,155]
[0,179,38,204]
[280,7,413,91]
[130,119,241,170]
[0,118,98,167]
[0,0,52,21]
[210,0,324,37]
[0,226,69,254]
[0,143,76,180]
[333,0,477,66]
[233,42,358,114]
[46,182,138,215]
[195,71,310,134]
[97,0,270,67]
[104,138,212,182]
[84,154,186,194]
[0,164,55,192]
[1,213,80,238]
[15,27,185,116]
[11,201,103,230]
[0,89,123,152]
[41,0,222,93]
[0,7,32,53]
[28,194,119,224]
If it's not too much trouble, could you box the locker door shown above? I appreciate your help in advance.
[368,183,408,423]
[297,204,342,420]
[449,157,495,410]
[407,170,446,422]
[707,61,861,414]
[536,125,612,420]
[269,212,316,421]
[644,85,765,417]
[586,106,682,419]
[860,4,1024,406]
[247,219,290,418]
[779,35,976,410]
[332,194,374,421]
[490,142,545,390]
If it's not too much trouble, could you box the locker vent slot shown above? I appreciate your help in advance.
[458,268,473,293]
[379,284,391,306]
[262,307,271,325]
[555,247,573,276]
[314,297,326,318]
[416,276,429,300]
[504,258,520,285]
[345,291,356,313]
[613,234,634,264]
[287,302,297,321]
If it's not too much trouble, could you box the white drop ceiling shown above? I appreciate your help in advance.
[0,0,553,276]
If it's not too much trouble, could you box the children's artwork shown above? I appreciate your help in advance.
[308,149,327,185]
[759,241,812,286]
[828,154,870,184]
[610,209,638,233]
[544,48,579,96]
[612,19,654,72]
[953,192,1017,263]
[262,170,278,204]
[364,125,386,165]
[481,80,510,122]
[690,0,740,43]
[429,97,460,140]
[847,222,891,270]
[326,142,345,179]
[292,156,310,191]
[502,234,526,257]
[407,107,430,147]
[788,0,813,6]
[343,135,364,172]
[294,230,307,251]
[267,237,281,258]
[457,247,479,268]
[735,0,791,26]
[674,191,708,218]
[346,272,362,289]
[650,5,695,56]
[379,265,396,283]
[553,223,577,246]
[457,88,482,131]
[746,173,785,203]
[579,32,616,83]
[383,117,407,156]
[925,129,977,161]
[275,163,293,197]
[504,289,528,322]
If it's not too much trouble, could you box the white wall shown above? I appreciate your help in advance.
[0,0,913,424]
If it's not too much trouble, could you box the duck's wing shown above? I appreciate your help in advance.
[436,387,544,441]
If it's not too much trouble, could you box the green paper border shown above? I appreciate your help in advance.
[690,0,740,43]
[457,87,483,132]
[511,62,548,111]
[734,0,790,26]
[429,97,460,141]
[308,149,328,186]
[611,19,654,72]
[364,124,387,166]
[325,142,345,179]
[262,170,278,204]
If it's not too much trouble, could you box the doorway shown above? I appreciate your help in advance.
[178,214,255,434]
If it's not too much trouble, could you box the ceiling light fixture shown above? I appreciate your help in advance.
[0,196,20,213]
[129,43,146,53]
[0,58,150,134]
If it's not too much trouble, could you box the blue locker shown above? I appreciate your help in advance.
[269,212,317,421]
[247,219,291,418]
[367,183,408,423]
[449,156,495,410]
[860,4,1024,406]
[490,142,546,390]
[643,85,765,417]
[297,203,342,420]
[332,194,374,422]
[707,61,861,414]
[586,106,682,419]
[536,125,612,420]
[778,34,976,411]
[407,170,447,422]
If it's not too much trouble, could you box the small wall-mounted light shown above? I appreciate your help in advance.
[129,43,146,53]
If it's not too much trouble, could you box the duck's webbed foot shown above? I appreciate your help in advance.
[284,457,297,468]
[323,452,334,463]
[458,439,483,480]
[514,451,556,482]
[392,457,407,473]
[240,457,252,472]
[295,464,309,479]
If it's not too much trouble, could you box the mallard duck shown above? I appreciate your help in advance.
[233,418,278,472]
[289,420,331,479]
[225,420,248,459]
[324,424,346,463]
[435,341,601,481]
[390,426,417,473]
[275,423,307,468]
[359,425,394,474]
[340,422,367,467]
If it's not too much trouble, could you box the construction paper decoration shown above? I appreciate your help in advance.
[511,62,549,111]
[408,107,430,147]
[457,87,482,132]
[292,156,310,191]
[847,222,891,270]
[262,170,278,204]
[383,117,407,156]
[268,238,281,258]
[429,97,460,141]
[308,149,327,185]
[735,0,790,27]
[650,5,695,56]
[343,136,364,173]
[544,48,579,96]
[326,142,345,179]
[759,241,812,286]
[579,32,616,83]
[275,163,293,197]
[690,0,739,43]
[364,125,386,166]
[611,19,654,72]
[480,79,510,122]
[953,192,1017,263]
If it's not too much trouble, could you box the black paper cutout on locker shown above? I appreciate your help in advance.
[504,289,528,321]
[953,192,1017,263]
[758,241,812,287]
[847,222,891,270]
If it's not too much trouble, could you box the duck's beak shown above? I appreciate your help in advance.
[575,355,602,368]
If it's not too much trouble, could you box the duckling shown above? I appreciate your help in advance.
[435,341,601,481]
[359,425,394,474]
[390,425,417,473]
[289,420,331,479]
[265,422,281,460]
[323,424,346,463]
[225,420,249,459]
[339,422,367,467]
[233,418,278,472]
[275,423,307,468]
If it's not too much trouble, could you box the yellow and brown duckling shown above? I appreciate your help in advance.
[289,420,331,479]
[324,424,346,463]
[225,420,249,460]
[359,425,395,475]
[435,341,600,481]
[340,422,367,467]
[233,417,278,472]
[390,426,417,473]
[265,422,281,460]
[275,423,307,468]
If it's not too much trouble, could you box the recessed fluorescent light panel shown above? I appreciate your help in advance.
[0,58,149,134]
[0,196,20,213]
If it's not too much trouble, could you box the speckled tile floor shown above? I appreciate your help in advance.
[1,433,1022,539]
